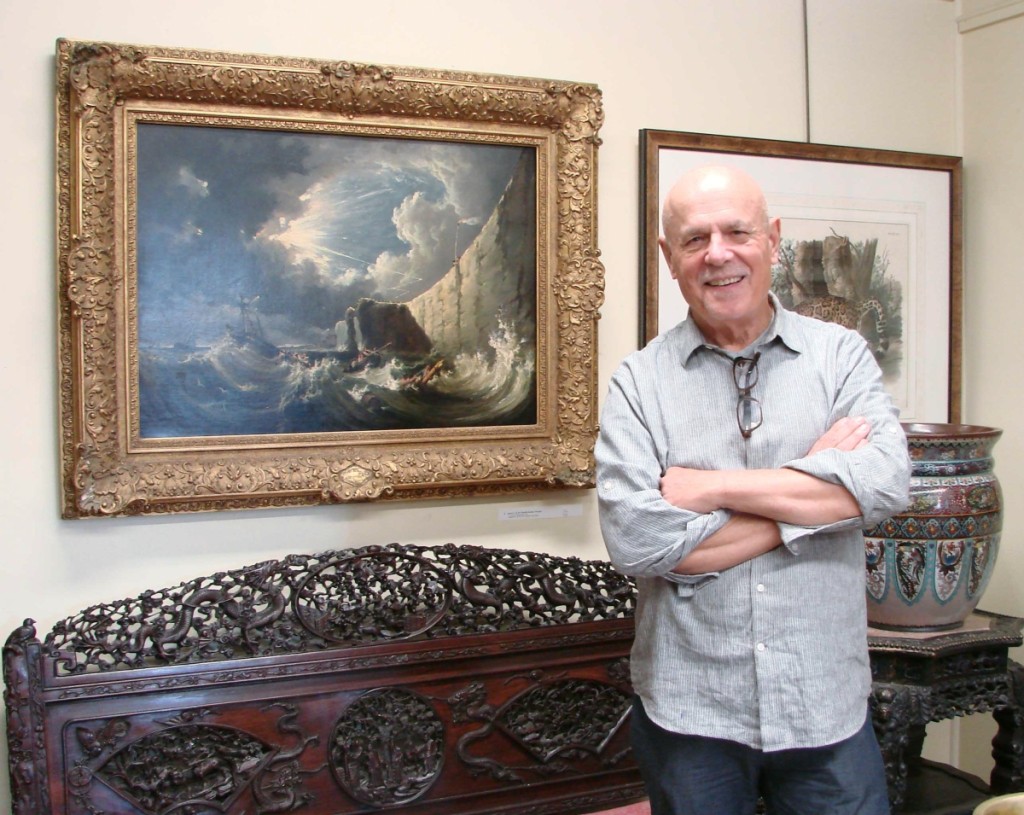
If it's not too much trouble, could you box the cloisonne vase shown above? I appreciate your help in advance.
[863,423,1003,631]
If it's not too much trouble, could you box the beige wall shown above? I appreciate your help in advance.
[956,0,1024,778]
[0,0,983,808]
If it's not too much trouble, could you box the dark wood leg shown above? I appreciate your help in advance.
[992,659,1024,793]
[872,684,922,812]
[906,723,927,762]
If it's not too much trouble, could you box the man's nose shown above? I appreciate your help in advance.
[705,232,731,264]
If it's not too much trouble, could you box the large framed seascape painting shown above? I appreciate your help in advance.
[640,130,962,423]
[56,40,605,517]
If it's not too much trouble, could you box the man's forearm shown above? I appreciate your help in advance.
[660,464,859,525]
[715,467,860,525]
[672,512,782,574]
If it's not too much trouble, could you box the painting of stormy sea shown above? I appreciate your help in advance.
[135,124,537,438]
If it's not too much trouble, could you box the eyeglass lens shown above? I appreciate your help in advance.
[734,353,762,439]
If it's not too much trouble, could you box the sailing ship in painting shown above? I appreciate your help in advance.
[136,129,536,439]
[224,296,283,359]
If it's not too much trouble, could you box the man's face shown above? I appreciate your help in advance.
[659,171,779,347]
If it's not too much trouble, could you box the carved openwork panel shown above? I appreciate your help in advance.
[43,543,636,674]
[495,679,631,762]
[92,723,273,813]
[294,551,454,643]
[330,688,445,807]
[62,706,318,815]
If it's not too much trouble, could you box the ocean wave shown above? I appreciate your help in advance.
[138,323,536,438]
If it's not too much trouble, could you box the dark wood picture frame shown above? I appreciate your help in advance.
[640,129,962,423]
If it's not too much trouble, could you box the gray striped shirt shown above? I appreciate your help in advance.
[595,298,910,751]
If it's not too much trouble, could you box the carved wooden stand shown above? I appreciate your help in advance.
[869,612,1024,813]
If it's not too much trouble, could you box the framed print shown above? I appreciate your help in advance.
[56,40,604,517]
[640,130,962,423]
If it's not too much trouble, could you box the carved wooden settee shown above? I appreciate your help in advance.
[4,543,644,815]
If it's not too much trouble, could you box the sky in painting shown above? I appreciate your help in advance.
[135,123,528,348]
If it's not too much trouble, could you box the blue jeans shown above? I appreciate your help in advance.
[630,697,891,815]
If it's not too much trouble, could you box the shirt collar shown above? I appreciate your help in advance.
[675,292,805,365]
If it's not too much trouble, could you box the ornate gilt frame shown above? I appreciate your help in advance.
[56,40,604,517]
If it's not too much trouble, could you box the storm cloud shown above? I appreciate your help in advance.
[136,123,528,348]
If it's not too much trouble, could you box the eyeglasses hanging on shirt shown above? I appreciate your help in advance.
[733,352,762,439]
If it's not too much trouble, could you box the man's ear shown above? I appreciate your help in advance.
[768,217,781,263]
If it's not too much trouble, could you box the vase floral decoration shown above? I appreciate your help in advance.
[864,423,1002,631]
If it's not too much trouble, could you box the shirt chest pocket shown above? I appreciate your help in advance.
[656,380,742,469]
[664,441,736,471]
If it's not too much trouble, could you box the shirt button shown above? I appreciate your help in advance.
[756,642,766,652]
[756,583,766,593]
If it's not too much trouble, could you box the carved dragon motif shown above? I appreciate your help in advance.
[44,543,635,674]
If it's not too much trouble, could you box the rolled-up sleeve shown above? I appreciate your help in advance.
[596,360,729,584]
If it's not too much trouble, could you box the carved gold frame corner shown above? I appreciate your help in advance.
[56,39,604,517]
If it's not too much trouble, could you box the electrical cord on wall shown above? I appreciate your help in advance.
[803,0,812,142]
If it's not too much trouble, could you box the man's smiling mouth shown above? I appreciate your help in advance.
[707,276,743,287]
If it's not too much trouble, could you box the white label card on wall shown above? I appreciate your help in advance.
[498,505,583,521]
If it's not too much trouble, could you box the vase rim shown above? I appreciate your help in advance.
[901,422,1002,438]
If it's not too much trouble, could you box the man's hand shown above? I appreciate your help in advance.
[808,416,870,455]
[659,467,724,514]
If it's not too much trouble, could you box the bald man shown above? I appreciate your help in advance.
[596,166,910,814]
